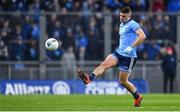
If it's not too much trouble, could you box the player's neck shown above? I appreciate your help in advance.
[123,18,131,24]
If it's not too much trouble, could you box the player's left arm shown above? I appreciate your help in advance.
[131,28,146,48]
[124,21,146,54]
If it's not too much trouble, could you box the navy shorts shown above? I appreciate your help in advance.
[112,51,137,72]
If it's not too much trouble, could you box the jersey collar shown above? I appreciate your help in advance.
[122,18,132,25]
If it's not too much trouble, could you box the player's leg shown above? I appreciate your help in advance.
[119,71,142,107]
[117,55,142,107]
[78,54,118,84]
[92,54,118,76]
[119,71,136,94]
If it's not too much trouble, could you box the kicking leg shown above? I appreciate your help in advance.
[92,54,118,76]
[78,54,118,84]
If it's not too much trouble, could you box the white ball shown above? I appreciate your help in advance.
[45,38,59,51]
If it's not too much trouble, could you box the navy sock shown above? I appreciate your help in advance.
[89,73,96,81]
[132,91,139,99]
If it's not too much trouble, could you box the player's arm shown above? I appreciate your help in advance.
[131,28,146,48]
[124,28,146,54]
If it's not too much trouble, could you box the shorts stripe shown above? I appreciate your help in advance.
[128,57,134,72]
[112,51,137,72]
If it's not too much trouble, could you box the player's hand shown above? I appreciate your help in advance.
[124,46,133,54]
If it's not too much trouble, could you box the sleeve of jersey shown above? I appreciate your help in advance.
[131,21,141,32]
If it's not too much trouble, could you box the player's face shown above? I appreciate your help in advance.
[120,13,130,23]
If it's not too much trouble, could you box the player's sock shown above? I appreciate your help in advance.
[89,73,96,81]
[132,91,139,99]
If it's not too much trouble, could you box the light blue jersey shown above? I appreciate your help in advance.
[116,19,140,58]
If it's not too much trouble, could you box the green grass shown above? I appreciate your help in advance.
[0,94,180,111]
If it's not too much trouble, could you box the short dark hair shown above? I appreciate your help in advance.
[120,7,131,14]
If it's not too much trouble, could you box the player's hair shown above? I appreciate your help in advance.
[120,7,131,14]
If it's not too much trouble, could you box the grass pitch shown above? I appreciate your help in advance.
[0,94,180,111]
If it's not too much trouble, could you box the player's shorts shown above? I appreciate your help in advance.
[112,51,137,72]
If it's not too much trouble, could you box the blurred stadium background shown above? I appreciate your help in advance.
[0,0,180,110]
[0,0,180,111]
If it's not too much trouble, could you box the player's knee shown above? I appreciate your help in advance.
[100,61,109,68]
[120,80,128,86]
